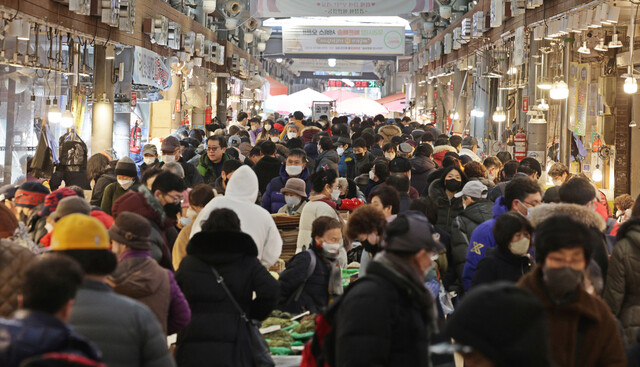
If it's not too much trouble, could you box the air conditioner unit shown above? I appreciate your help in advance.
[203,40,213,62]
[182,31,195,53]
[194,33,205,57]
[168,22,181,50]
[452,27,462,50]
[472,11,484,38]
[213,43,225,65]
[143,15,169,46]
[100,0,119,27]
[69,0,91,15]
[444,33,452,54]
[118,0,135,33]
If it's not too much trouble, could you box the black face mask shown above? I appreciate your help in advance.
[163,203,182,219]
[355,153,365,160]
[361,239,379,255]
[444,179,462,192]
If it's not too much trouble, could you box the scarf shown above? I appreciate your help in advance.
[316,244,344,296]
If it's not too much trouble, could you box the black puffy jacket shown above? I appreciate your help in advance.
[175,231,279,367]
[278,246,331,314]
[334,259,434,367]
[410,155,436,194]
[471,245,532,289]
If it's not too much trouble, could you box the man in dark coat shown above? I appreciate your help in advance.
[315,136,339,174]
[197,136,231,185]
[0,256,101,367]
[410,143,436,194]
[518,215,626,367]
[261,149,311,213]
[449,181,493,294]
[160,136,203,188]
[253,141,283,194]
[334,212,442,367]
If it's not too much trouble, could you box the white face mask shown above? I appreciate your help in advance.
[552,178,563,186]
[186,207,198,218]
[384,152,396,160]
[336,147,345,156]
[317,144,322,153]
[331,188,341,201]
[179,216,192,226]
[270,136,280,142]
[251,125,258,131]
[369,170,376,181]
[287,132,298,139]
[162,155,176,164]
[286,165,303,177]
[118,178,135,190]
[322,242,341,255]
[509,237,530,256]
[45,222,54,233]
[285,196,301,208]
[143,157,156,165]
[265,124,271,131]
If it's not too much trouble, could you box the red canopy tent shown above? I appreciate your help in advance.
[376,93,405,105]
[266,76,288,96]
[322,89,363,102]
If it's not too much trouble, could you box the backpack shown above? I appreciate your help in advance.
[282,249,317,311]
[300,275,380,367]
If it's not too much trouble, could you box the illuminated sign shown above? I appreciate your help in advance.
[327,80,381,88]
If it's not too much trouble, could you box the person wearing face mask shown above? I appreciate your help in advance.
[101,157,139,216]
[281,123,300,142]
[112,171,187,270]
[363,161,390,197]
[483,156,502,185]
[470,212,532,289]
[352,138,375,178]
[336,136,356,179]
[140,144,160,176]
[345,204,387,277]
[161,136,202,188]
[382,142,397,161]
[262,149,312,213]
[314,136,339,174]
[268,127,281,144]
[255,119,273,144]
[278,217,343,313]
[276,178,308,216]
[296,169,345,257]
[428,165,468,235]
[461,177,542,291]
[248,117,263,145]
[518,215,626,367]
[548,161,573,187]
[333,212,444,367]
[171,184,216,270]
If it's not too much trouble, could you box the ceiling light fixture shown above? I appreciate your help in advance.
[594,39,608,52]
[48,99,61,123]
[61,110,74,128]
[492,106,506,122]
[550,77,569,100]
[537,99,549,111]
[630,121,637,127]
[328,58,336,67]
[577,41,590,54]
[609,30,623,48]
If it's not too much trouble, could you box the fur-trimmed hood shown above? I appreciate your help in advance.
[616,216,640,242]
[433,145,458,155]
[528,203,606,232]
[301,126,322,143]
[378,124,402,143]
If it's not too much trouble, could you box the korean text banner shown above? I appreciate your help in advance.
[252,0,432,17]
[283,25,405,55]
[132,46,172,91]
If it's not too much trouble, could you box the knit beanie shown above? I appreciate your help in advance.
[39,187,78,217]
[15,182,50,208]
[108,212,151,250]
[50,196,92,222]
[0,203,18,238]
[115,156,137,178]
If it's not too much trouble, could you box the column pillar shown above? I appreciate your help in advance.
[91,45,114,155]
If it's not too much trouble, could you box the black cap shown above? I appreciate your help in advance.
[389,157,411,173]
[0,184,19,201]
[383,211,445,253]
[335,136,352,146]
[438,282,553,367]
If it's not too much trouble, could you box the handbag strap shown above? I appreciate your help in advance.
[209,265,249,322]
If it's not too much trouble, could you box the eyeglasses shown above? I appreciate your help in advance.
[207,146,220,152]
[164,193,183,204]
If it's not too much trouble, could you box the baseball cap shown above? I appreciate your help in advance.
[228,135,241,147]
[462,136,478,148]
[161,136,180,152]
[142,144,158,156]
[383,211,445,253]
[398,142,413,153]
[389,157,412,173]
[50,213,110,251]
[454,181,488,199]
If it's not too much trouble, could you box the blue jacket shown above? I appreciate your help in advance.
[0,310,101,367]
[461,196,510,291]
[261,165,311,213]
[338,147,355,179]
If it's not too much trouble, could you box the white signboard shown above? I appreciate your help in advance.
[490,0,503,28]
[283,25,405,55]
[132,46,172,91]
[513,26,525,66]
[312,101,332,121]
[251,0,433,17]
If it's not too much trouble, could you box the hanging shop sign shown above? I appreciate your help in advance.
[569,63,589,136]
[312,101,333,121]
[132,46,172,91]
[513,26,525,66]
[251,0,433,17]
[490,0,504,28]
[130,92,137,107]
[282,25,405,55]
[327,80,382,88]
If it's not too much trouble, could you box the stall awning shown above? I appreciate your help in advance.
[376,93,405,105]
[266,76,288,96]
